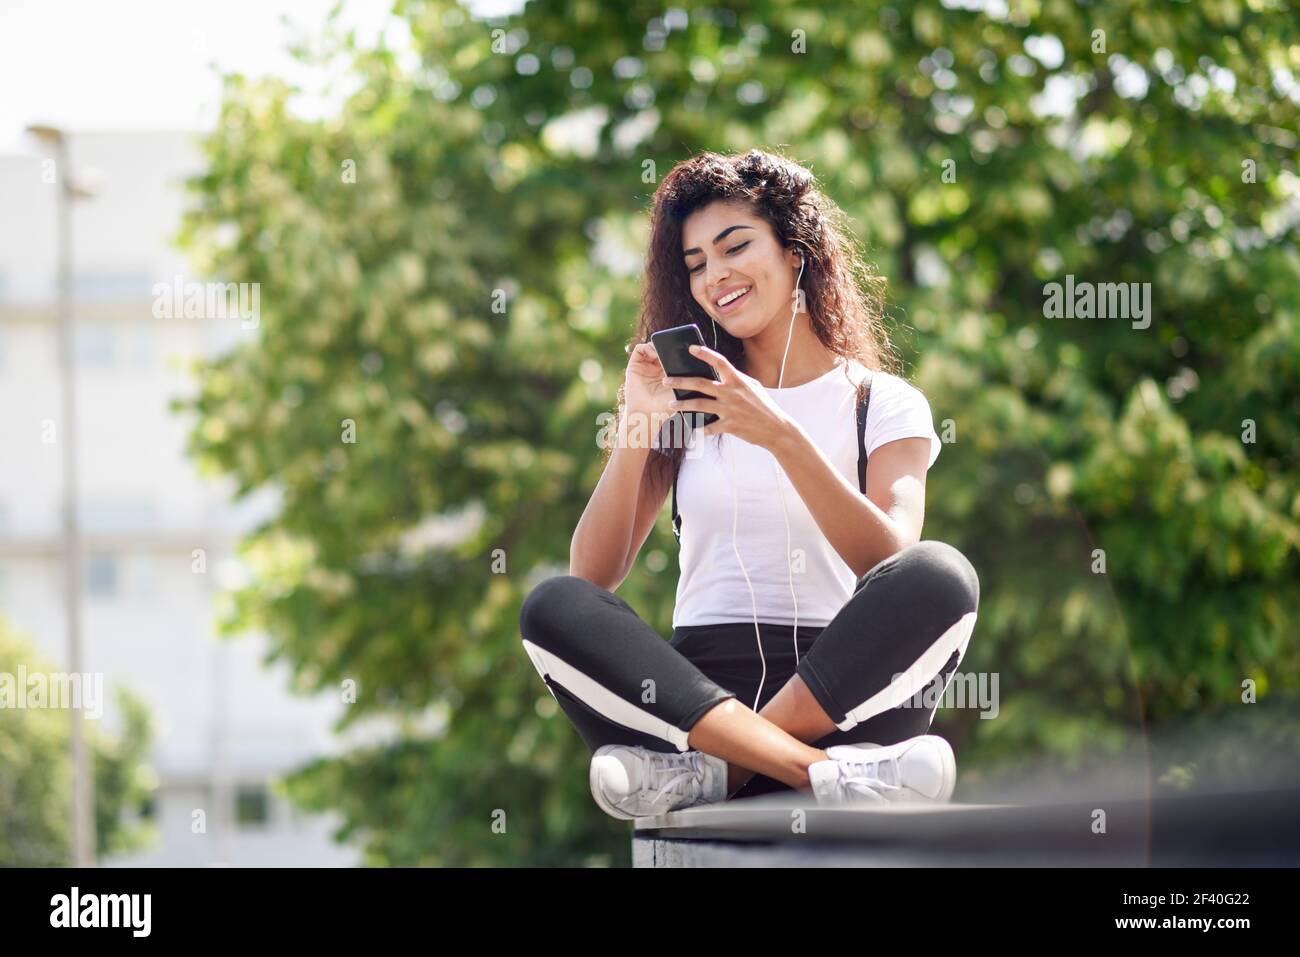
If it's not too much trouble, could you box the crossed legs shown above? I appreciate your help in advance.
[519,540,981,799]
[686,674,836,794]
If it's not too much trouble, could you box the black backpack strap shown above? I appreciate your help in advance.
[671,471,681,542]
[856,371,874,494]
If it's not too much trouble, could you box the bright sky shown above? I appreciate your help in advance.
[0,0,524,153]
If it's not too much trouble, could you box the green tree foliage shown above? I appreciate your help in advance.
[174,0,1300,864]
[0,620,155,866]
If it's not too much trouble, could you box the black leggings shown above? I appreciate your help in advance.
[518,539,980,801]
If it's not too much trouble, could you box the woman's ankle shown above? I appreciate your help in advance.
[726,764,753,796]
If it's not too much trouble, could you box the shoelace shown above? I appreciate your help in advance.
[838,754,904,802]
[647,751,706,805]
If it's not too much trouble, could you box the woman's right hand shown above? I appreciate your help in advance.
[623,342,677,422]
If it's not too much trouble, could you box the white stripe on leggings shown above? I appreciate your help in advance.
[836,611,978,732]
[521,638,693,752]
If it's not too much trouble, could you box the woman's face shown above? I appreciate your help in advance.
[681,200,802,339]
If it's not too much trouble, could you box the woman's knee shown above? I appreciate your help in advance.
[889,540,980,615]
[520,574,582,639]
[518,573,608,648]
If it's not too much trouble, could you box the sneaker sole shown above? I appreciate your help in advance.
[926,736,957,804]
[589,747,639,822]
[882,736,956,804]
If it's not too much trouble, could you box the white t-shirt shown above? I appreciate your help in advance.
[668,357,941,628]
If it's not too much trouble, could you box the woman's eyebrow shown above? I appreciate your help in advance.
[683,224,754,258]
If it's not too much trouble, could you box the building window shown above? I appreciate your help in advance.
[74,323,116,366]
[129,321,154,370]
[74,273,152,302]
[124,554,155,596]
[80,502,156,535]
[235,785,271,828]
[81,551,154,598]
[84,553,118,597]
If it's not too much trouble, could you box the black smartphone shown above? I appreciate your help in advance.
[650,323,721,427]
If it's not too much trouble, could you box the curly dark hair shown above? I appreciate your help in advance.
[608,147,901,495]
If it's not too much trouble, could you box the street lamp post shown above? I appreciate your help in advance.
[27,123,96,868]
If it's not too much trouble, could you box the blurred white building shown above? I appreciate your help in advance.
[0,130,360,866]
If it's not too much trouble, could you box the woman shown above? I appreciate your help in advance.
[518,149,980,820]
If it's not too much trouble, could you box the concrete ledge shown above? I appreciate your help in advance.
[632,787,1300,867]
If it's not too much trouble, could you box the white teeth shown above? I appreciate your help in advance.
[717,286,751,306]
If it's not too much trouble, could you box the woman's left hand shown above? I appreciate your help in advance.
[663,344,795,450]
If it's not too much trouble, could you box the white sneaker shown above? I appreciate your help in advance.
[589,745,729,821]
[808,735,956,806]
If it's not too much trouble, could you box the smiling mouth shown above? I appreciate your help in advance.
[716,286,752,314]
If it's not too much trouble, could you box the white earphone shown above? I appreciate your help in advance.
[712,249,806,712]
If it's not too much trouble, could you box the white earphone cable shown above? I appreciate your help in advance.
[723,251,805,712]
